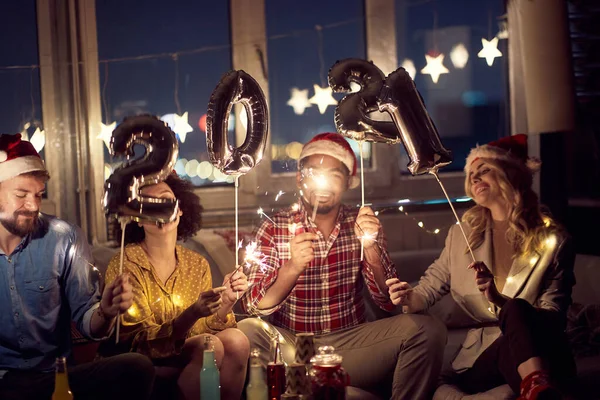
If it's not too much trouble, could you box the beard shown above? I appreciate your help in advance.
[0,208,39,237]
[301,194,337,215]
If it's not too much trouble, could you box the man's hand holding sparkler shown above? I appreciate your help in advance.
[354,206,380,249]
[287,232,317,273]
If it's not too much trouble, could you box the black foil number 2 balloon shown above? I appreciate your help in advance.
[102,115,179,224]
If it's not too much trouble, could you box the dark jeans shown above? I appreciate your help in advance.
[0,353,155,400]
[455,298,577,395]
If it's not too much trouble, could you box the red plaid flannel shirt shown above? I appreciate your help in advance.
[241,202,397,334]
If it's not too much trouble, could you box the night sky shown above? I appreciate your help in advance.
[1,0,507,186]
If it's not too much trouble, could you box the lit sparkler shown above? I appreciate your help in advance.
[257,207,276,225]
[243,241,269,273]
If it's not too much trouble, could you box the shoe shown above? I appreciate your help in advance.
[518,371,562,400]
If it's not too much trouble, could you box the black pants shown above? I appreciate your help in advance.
[455,298,577,395]
[0,353,155,400]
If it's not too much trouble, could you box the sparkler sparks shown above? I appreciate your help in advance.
[275,190,285,202]
[357,231,378,246]
[243,241,269,273]
[257,207,276,225]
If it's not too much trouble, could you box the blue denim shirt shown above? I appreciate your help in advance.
[0,214,101,373]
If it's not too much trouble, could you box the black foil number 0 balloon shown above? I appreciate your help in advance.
[102,115,179,224]
[330,59,452,175]
[206,70,269,176]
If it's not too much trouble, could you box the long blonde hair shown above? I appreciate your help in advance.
[462,158,558,258]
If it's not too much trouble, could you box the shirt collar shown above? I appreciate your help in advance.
[0,233,32,256]
[125,243,182,271]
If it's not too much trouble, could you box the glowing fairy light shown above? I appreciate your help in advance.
[434,228,440,234]
[529,256,539,266]
[291,203,300,212]
[127,304,139,318]
[545,235,557,248]
[418,221,424,228]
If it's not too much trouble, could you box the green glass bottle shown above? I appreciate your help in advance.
[200,336,220,400]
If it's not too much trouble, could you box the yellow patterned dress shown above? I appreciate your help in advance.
[103,244,236,359]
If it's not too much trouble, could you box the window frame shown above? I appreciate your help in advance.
[36,0,474,244]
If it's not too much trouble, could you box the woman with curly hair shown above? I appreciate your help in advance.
[100,173,250,400]
[387,135,577,400]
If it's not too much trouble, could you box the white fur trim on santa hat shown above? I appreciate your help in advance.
[464,145,541,174]
[299,140,360,189]
[0,151,7,163]
[0,155,47,182]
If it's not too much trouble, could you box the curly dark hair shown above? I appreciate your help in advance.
[121,173,203,245]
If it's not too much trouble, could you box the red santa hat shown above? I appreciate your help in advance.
[0,133,47,183]
[464,134,541,175]
[299,132,360,189]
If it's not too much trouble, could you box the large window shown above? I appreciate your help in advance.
[265,0,371,174]
[396,0,508,173]
[96,0,232,186]
[0,1,44,160]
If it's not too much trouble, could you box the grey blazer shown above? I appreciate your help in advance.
[413,224,575,372]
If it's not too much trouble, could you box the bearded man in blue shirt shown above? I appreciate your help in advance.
[0,133,155,400]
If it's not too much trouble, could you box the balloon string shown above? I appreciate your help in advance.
[234,176,240,269]
[116,219,126,344]
[359,141,365,262]
[431,170,476,262]
[234,176,241,300]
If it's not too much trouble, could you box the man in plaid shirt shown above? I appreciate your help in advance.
[239,133,446,399]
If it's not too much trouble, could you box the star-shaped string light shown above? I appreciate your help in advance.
[162,112,193,143]
[29,127,46,152]
[98,121,116,151]
[309,84,338,114]
[287,87,312,115]
[420,53,450,84]
[477,37,502,66]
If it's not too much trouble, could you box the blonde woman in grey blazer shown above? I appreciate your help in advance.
[387,135,576,400]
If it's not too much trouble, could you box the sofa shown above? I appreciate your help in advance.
[83,231,600,399]
[389,249,600,400]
